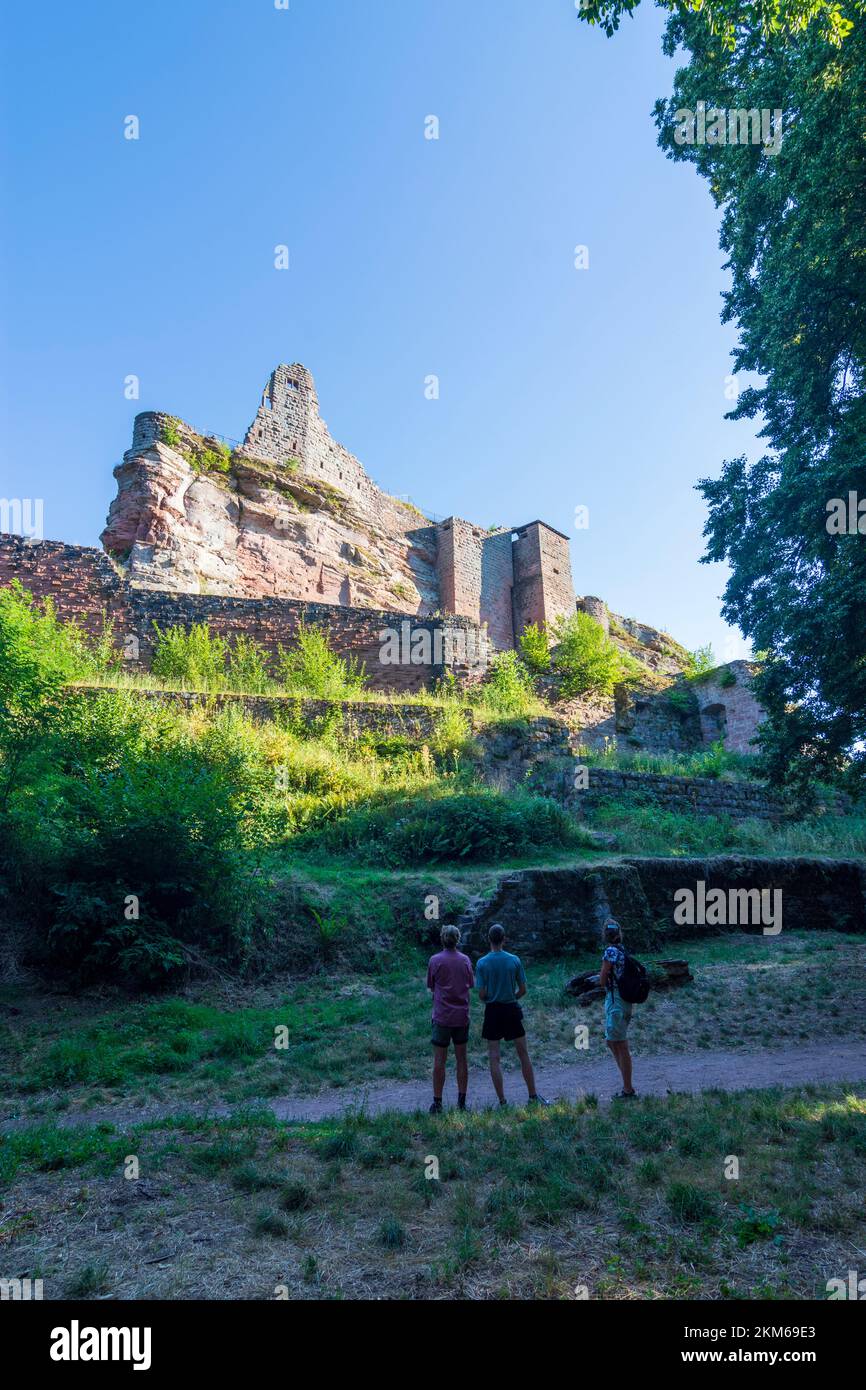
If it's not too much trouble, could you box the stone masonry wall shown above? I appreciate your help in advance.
[576,767,789,821]
[454,857,866,959]
[692,661,764,755]
[0,537,488,694]
[0,537,132,638]
[512,521,575,637]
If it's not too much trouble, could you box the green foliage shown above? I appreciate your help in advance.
[685,644,716,680]
[518,622,551,673]
[577,0,863,49]
[1,692,252,985]
[151,622,229,691]
[160,416,182,447]
[475,650,538,717]
[277,622,367,699]
[582,737,756,780]
[304,788,592,866]
[0,581,92,809]
[551,612,623,697]
[667,685,697,716]
[639,10,866,791]
[228,635,272,694]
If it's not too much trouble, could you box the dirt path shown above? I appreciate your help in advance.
[270,1040,866,1121]
[3,1042,864,1133]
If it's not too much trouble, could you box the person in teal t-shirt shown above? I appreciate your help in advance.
[475,924,547,1108]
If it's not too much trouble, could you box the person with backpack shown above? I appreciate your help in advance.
[598,920,647,1099]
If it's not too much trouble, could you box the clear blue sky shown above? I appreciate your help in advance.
[0,0,762,659]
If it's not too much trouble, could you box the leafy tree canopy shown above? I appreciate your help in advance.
[578,0,863,48]
[582,3,866,791]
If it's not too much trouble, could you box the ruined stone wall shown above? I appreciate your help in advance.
[71,687,477,740]
[435,518,484,627]
[692,662,764,755]
[0,537,132,637]
[455,857,866,959]
[0,537,487,694]
[576,768,789,821]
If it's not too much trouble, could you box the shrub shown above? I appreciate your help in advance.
[277,623,367,699]
[303,788,591,866]
[0,687,255,986]
[475,651,537,717]
[551,612,623,697]
[160,417,182,447]
[0,581,94,809]
[227,635,272,694]
[151,622,229,691]
[518,622,551,674]
[685,644,717,680]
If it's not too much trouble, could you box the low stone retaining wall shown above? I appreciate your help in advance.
[454,856,866,959]
[70,687,473,741]
[577,767,787,822]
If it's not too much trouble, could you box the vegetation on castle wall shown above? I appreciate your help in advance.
[518,622,552,674]
[550,612,628,697]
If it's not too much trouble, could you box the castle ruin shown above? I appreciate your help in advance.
[0,363,764,750]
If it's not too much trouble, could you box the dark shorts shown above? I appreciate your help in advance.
[482,1002,525,1042]
[431,1022,469,1048]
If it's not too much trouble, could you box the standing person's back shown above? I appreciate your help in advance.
[426,925,474,1113]
[427,942,474,1028]
[475,924,546,1108]
[474,946,523,1004]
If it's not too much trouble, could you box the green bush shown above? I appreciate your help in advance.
[475,651,538,717]
[303,788,590,866]
[0,581,94,810]
[551,612,623,697]
[160,417,182,448]
[276,622,367,699]
[227,635,272,694]
[151,622,229,691]
[685,644,717,680]
[518,622,551,674]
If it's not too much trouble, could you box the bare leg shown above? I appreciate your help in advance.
[617,1042,634,1093]
[432,1045,447,1101]
[514,1035,538,1099]
[454,1042,468,1097]
[606,1040,634,1093]
[487,1040,505,1103]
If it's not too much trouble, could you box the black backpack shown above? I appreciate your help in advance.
[614,949,650,1005]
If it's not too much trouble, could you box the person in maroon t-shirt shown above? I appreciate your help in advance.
[426,924,475,1113]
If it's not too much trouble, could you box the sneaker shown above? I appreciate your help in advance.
[429,1099,443,1114]
[457,1098,469,1112]
[498,1098,508,1108]
[612,1090,637,1101]
[527,1095,549,1107]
